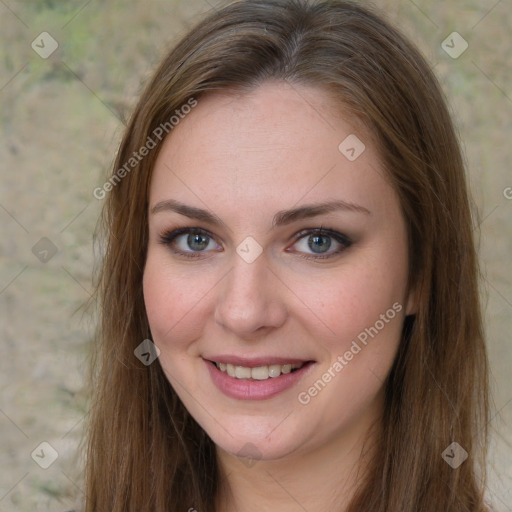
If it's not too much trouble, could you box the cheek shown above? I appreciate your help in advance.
[290,242,408,381]
[291,261,406,427]
[296,261,405,343]
[142,251,212,351]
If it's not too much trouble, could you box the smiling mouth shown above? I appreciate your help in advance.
[209,360,309,380]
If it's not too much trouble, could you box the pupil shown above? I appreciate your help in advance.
[309,234,331,253]
[188,233,209,251]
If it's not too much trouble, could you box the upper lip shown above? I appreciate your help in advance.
[204,355,313,368]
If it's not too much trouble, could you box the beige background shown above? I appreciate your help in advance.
[0,0,510,510]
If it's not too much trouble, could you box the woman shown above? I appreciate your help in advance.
[84,0,490,510]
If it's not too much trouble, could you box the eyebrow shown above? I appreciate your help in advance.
[150,198,371,229]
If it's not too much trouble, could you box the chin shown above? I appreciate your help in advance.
[205,414,308,462]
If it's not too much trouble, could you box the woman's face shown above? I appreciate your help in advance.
[143,81,415,462]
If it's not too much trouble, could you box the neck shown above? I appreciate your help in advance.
[214,402,382,512]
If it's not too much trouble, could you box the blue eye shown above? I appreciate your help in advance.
[159,227,220,258]
[290,228,352,260]
[184,232,210,251]
[304,233,332,253]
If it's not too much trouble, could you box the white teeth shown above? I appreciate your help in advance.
[215,361,305,380]
[235,366,252,379]
[251,366,269,380]
[268,364,282,378]
[281,364,292,374]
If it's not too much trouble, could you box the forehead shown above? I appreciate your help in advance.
[149,81,393,223]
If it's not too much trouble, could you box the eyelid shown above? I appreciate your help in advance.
[158,226,216,246]
[289,227,352,246]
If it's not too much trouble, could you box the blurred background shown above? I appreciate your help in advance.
[0,0,510,510]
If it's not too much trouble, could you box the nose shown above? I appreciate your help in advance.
[214,249,288,339]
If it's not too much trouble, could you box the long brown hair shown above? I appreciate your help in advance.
[84,0,490,510]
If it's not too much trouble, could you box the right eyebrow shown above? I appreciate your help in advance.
[151,199,223,224]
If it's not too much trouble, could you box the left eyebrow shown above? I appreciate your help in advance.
[150,199,371,229]
[271,200,371,228]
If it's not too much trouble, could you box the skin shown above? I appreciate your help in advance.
[143,81,416,511]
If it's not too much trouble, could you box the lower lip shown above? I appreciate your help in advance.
[204,359,315,400]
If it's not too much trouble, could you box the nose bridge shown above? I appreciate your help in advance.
[214,249,286,336]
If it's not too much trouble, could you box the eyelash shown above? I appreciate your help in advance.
[158,226,353,261]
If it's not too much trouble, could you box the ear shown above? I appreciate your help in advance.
[405,281,419,316]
